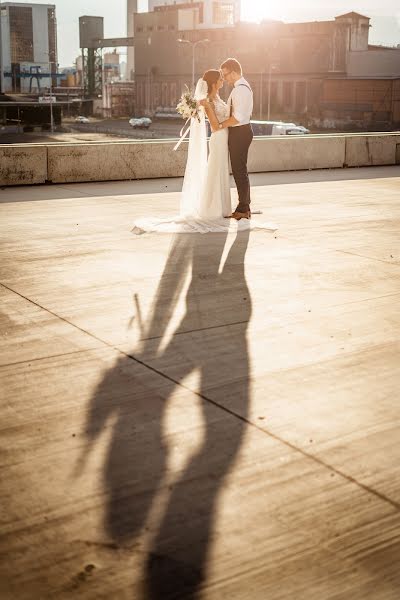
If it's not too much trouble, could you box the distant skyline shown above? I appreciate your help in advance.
[2,0,400,66]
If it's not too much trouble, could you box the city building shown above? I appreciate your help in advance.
[127,0,137,81]
[102,80,135,117]
[59,66,78,88]
[148,0,240,28]
[103,50,121,83]
[133,9,400,129]
[120,60,127,80]
[127,0,240,80]
[0,2,58,94]
[74,54,83,87]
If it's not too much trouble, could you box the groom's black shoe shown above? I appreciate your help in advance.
[231,211,251,220]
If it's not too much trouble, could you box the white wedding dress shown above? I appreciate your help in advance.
[198,96,231,220]
[132,79,276,234]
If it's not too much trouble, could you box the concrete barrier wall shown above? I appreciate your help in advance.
[249,135,346,172]
[0,145,47,186]
[1,133,399,186]
[344,134,400,167]
[47,141,188,183]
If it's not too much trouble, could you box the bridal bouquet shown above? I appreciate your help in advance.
[176,86,201,122]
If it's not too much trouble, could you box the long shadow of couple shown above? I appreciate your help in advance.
[79,228,251,599]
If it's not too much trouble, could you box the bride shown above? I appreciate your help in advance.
[132,70,274,234]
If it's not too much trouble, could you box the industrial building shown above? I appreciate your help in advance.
[147,0,241,27]
[127,0,240,81]
[0,2,58,94]
[131,6,400,130]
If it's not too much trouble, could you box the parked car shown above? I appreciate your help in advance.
[250,120,310,136]
[75,116,90,124]
[285,124,310,135]
[129,117,152,129]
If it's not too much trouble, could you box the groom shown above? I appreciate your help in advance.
[218,58,253,220]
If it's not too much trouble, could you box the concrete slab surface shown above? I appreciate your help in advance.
[0,166,400,599]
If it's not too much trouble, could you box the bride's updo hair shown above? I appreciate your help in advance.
[202,69,222,95]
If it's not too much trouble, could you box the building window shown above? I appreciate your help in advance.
[136,26,143,32]
[213,3,234,26]
[271,82,278,104]
[9,6,34,62]
[147,26,154,32]
[283,81,294,109]
[168,24,175,31]
[157,25,164,31]
[138,82,144,107]
[170,82,177,106]
[153,83,161,106]
[296,81,307,112]
[162,82,169,107]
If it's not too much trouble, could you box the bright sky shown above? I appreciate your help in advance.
[4,0,400,66]
[243,0,400,23]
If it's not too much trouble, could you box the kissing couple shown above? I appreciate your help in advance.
[133,58,276,234]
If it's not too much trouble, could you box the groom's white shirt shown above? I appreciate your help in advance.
[228,77,253,127]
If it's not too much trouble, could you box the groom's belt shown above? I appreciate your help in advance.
[229,123,252,130]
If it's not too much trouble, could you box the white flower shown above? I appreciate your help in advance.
[176,86,201,122]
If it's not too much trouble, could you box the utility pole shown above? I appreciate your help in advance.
[49,65,54,133]
[267,63,278,121]
[48,10,57,133]
[177,38,209,90]
[0,8,4,95]
[259,70,264,119]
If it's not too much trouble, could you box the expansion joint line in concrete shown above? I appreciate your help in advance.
[0,281,112,350]
[140,319,249,342]
[336,249,400,267]
[125,351,400,514]
[2,280,399,514]
[0,347,102,369]
[331,289,400,309]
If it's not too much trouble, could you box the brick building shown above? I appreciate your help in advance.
[132,7,400,130]
[318,78,400,130]
[102,81,135,118]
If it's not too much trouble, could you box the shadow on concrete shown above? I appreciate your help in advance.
[77,229,251,599]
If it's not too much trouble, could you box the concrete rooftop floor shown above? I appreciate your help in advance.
[1,166,400,600]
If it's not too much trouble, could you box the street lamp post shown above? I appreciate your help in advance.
[259,70,264,119]
[177,38,209,90]
[0,8,5,95]
[48,11,57,133]
[49,62,54,133]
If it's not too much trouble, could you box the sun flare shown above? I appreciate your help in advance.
[241,0,276,23]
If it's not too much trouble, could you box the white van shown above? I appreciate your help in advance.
[251,121,310,136]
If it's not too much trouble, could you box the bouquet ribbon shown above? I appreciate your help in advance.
[173,117,192,151]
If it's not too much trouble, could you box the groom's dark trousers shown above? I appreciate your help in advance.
[228,124,254,213]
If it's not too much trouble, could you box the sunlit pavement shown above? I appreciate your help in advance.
[1,166,400,599]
